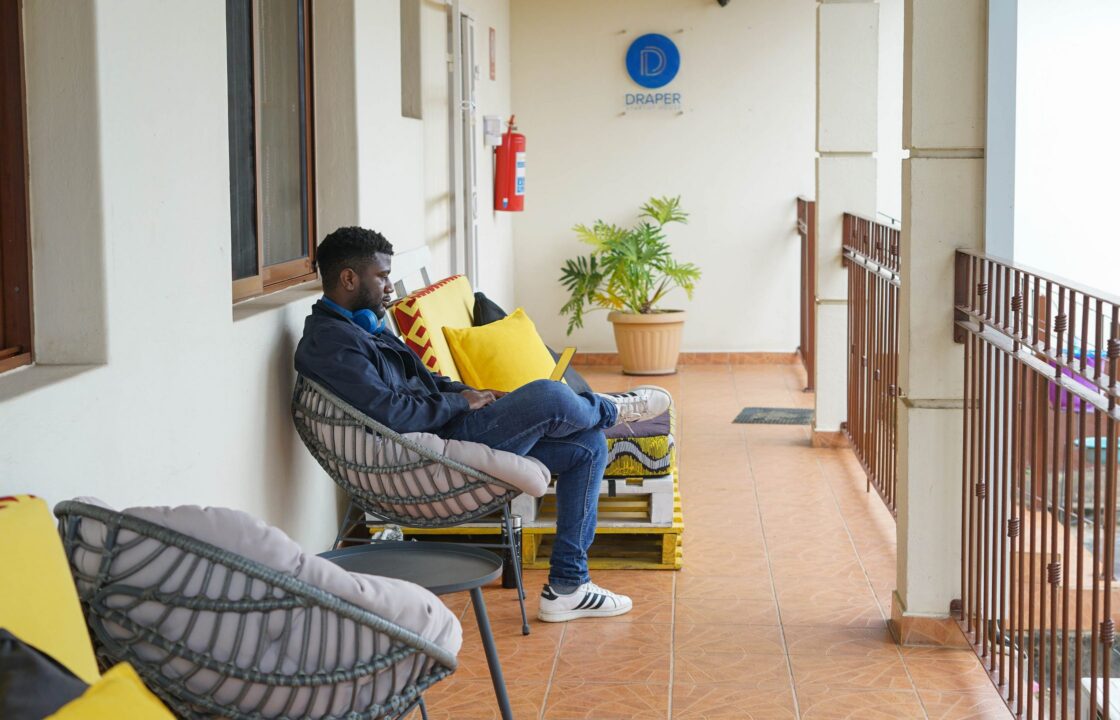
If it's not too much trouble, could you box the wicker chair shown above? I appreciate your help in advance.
[291,374,548,635]
[55,500,457,720]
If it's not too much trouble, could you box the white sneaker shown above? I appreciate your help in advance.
[538,581,633,622]
[597,386,671,426]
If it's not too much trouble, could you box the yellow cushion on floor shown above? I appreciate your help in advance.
[47,663,175,719]
[0,495,100,684]
[443,308,558,392]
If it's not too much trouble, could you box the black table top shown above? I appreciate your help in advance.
[319,541,503,595]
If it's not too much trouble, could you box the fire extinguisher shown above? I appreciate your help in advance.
[494,115,525,212]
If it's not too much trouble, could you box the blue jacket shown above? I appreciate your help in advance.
[294,300,473,434]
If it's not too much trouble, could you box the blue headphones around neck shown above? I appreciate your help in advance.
[320,296,387,335]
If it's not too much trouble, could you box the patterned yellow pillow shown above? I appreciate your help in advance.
[389,275,474,382]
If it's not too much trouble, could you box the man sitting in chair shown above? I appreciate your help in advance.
[295,226,670,622]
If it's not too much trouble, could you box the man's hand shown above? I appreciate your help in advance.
[484,389,508,399]
[460,389,497,410]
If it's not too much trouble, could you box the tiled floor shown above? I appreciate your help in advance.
[414,363,1011,719]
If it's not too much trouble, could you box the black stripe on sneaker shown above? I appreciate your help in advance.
[541,586,559,601]
[576,593,595,610]
[592,594,607,610]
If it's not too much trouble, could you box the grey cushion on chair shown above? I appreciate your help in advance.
[69,498,461,718]
[300,388,549,523]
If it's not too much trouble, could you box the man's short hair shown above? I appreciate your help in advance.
[317,226,394,290]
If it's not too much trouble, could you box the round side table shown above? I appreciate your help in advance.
[320,542,514,720]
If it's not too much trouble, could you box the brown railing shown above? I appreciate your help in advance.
[797,196,816,392]
[956,250,1120,719]
[842,213,901,513]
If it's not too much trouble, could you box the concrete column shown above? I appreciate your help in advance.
[892,0,987,639]
[813,1,878,441]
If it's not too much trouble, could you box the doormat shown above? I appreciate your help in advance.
[733,407,814,425]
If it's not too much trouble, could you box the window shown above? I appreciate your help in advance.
[0,0,32,373]
[226,0,316,302]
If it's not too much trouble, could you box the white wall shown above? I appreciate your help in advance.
[877,0,904,222]
[510,0,816,352]
[1015,0,1120,295]
[0,0,513,549]
[420,0,518,308]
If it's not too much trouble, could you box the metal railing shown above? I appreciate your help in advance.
[956,250,1120,719]
[797,196,816,392]
[842,212,901,513]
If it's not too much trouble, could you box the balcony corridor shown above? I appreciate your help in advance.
[416,362,1012,719]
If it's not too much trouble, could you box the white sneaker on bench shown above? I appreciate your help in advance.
[538,581,633,622]
[597,386,671,426]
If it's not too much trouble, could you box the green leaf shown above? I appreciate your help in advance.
[559,196,701,326]
[639,195,689,227]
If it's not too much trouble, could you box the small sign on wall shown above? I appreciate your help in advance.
[623,32,683,111]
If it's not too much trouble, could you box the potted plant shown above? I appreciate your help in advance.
[559,196,701,375]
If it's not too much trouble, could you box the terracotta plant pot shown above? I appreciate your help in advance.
[607,310,686,375]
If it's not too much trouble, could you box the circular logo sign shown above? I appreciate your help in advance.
[625,33,680,89]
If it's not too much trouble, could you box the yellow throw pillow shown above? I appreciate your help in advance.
[0,495,100,684]
[47,663,175,719]
[443,308,558,392]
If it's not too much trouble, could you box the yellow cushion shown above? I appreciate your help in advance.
[47,663,175,719]
[442,308,558,392]
[0,495,100,684]
[390,275,475,382]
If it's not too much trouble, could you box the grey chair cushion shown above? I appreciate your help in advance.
[297,385,549,523]
[69,498,460,718]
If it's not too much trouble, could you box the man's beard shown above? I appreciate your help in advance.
[354,281,384,317]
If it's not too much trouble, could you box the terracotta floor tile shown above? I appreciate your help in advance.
[543,681,669,719]
[918,689,1014,719]
[769,561,869,587]
[554,648,671,684]
[776,601,885,628]
[674,597,780,626]
[676,573,776,602]
[905,654,1000,692]
[561,621,672,655]
[789,653,914,691]
[418,679,548,720]
[796,687,926,719]
[774,583,878,607]
[672,651,791,687]
[454,627,563,684]
[671,683,797,719]
[676,549,769,577]
[451,643,558,684]
[673,623,785,656]
[459,610,566,643]
[783,625,902,657]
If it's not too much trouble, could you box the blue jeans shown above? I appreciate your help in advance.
[440,380,617,587]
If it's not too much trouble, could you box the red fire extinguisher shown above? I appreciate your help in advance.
[494,115,525,212]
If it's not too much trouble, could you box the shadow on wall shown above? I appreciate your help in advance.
[261,326,344,547]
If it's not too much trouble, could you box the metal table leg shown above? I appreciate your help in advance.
[470,587,513,720]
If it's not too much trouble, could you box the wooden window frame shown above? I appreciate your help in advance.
[230,0,317,303]
[0,0,32,373]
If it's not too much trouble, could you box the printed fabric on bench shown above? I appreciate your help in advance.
[604,405,676,478]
